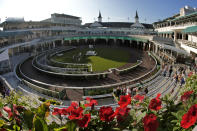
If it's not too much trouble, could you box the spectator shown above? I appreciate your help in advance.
[163,64,168,77]
[132,88,136,96]
[126,88,131,95]
[144,88,148,95]
[175,74,179,85]
[116,87,121,98]
[169,65,173,77]
[180,76,185,87]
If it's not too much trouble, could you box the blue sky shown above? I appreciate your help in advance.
[0,0,196,24]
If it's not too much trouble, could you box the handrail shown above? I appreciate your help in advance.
[0,75,13,91]
[32,47,143,76]
[35,47,92,74]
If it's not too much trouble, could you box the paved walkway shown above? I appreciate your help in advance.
[2,72,71,106]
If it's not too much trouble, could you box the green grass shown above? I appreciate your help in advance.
[51,47,130,72]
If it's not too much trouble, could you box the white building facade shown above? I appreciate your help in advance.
[80,11,154,36]
[153,6,197,57]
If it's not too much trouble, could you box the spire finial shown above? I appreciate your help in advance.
[98,10,102,22]
[135,10,139,19]
[98,10,102,18]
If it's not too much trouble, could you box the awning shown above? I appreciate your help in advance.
[0,31,33,37]
[171,12,197,22]
[182,26,197,33]
[153,41,189,56]
[159,44,189,56]
[0,49,9,62]
[158,31,173,34]
[64,36,148,43]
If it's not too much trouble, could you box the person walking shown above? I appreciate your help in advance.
[175,74,179,85]
[180,76,185,87]
[126,88,131,96]
[144,88,148,95]
[116,87,121,98]
[163,64,168,77]
[169,65,173,77]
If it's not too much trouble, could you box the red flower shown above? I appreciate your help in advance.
[70,102,78,109]
[143,114,159,131]
[61,108,68,115]
[3,106,13,118]
[181,91,193,102]
[181,104,197,129]
[99,106,115,122]
[66,102,79,113]
[114,107,130,122]
[118,95,131,107]
[68,107,83,120]
[78,114,91,128]
[52,108,62,115]
[84,97,98,107]
[148,94,162,111]
[134,94,145,102]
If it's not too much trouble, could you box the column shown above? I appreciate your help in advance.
[143,43,146,51]
[106,39,108,44]
[114,39,117,44]
[61,39,64,45]
[155,45,158,54]
[137,41,139,49]
[129,40,132,47]
[122,40,125,45]
[170,50,173,58]
[77,39,80,44]
[182,34,185,40]
[17,46,20,53]
[169,34,172,39]
[174,31,177,41]
[53,41,56,48]
[69,40,72,45]
[148,43,151,51]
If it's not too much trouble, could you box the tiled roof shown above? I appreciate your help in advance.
[0,31,33,37]
[84,22,153,29]
[52,13,80,19]
[171,11,197,21]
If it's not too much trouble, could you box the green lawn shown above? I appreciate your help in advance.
[51,47,130,72]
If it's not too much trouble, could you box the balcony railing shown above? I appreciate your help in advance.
[177,39,197,49]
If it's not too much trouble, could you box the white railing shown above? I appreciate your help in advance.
[17,51,157,90]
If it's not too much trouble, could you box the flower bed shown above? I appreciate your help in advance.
[0,74,196,131]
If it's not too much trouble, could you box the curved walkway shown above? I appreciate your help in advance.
[20,48,155,87]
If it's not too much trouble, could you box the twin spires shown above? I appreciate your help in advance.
[98,11,102,22]
[135,10,139,23]
[97,10,139,23]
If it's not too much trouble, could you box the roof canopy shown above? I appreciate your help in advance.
[0,31,33,37]
[158,31,173,34]
[182,26,197,33]
[171,11,197,22]
[84,22,154,29]
[64,36,148,43]
[0,49,9,62]
[155,42,189,56]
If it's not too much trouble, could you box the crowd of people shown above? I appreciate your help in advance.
[114,81,148,98]
[162,63,196,87]
[114,62,196,99]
